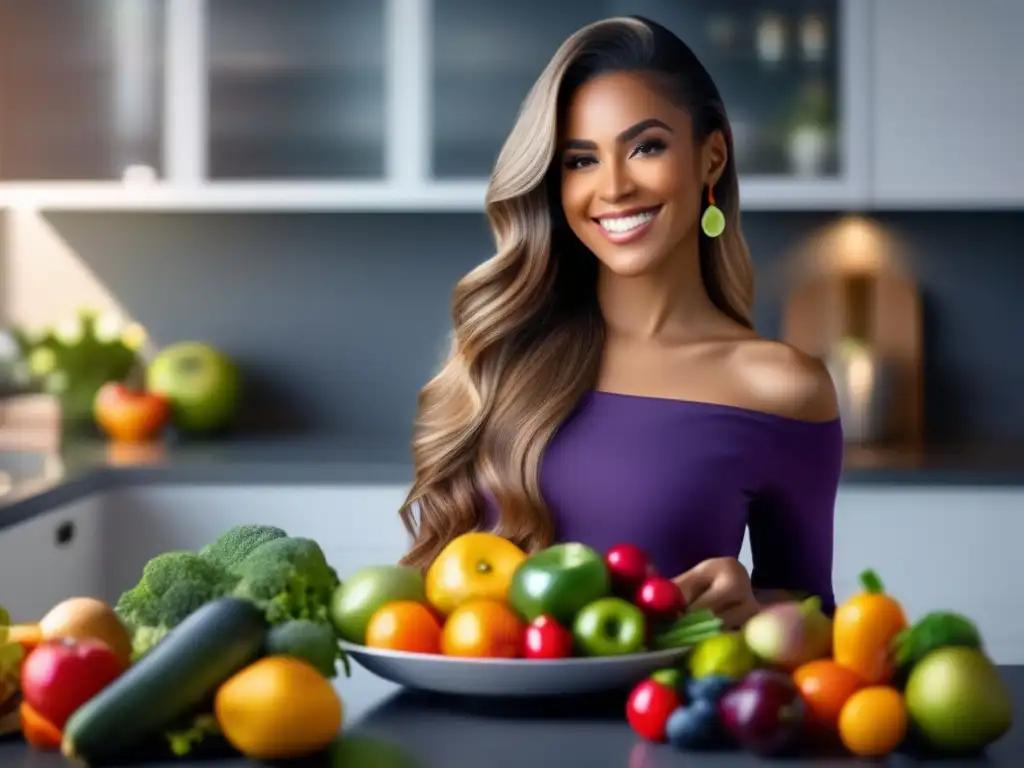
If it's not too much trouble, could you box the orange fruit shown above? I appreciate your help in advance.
[441,599,525,658]
[365,601,442,654]
[838,685,908,758]
[425,532,527,615]
[20,700,62,750]
[215,656,342,760]
[793,659,865,732]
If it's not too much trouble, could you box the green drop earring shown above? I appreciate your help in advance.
[701,185,726,238]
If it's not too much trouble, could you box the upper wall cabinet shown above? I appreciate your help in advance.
[205,0,386,180]
[4,0,1019,211]
[0,0,166,181]
[432,1,852,185]
[870,0,1024,209]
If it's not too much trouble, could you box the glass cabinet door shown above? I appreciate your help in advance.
[431,0,841,181]
[205,0,386,180]
[0,0,166,181]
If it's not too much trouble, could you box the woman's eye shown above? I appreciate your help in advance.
[564,155,596,170]
[632,139,666,158]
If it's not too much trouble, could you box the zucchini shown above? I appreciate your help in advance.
[62,597,267,765]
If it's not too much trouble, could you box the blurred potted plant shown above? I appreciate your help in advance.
[7,309,148,437]
[786,81,835,177]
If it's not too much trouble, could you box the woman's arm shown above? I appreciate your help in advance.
[747,417,844,616]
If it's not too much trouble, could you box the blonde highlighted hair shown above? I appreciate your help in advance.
[399,16,755,569]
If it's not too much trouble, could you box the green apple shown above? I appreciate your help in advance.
[508,542,610,626]
[572,597,646,657]
[905,646,1013,753]
[330,565,427,644]
[147,341,241,434]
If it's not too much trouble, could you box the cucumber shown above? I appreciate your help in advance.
[62,597,267,765]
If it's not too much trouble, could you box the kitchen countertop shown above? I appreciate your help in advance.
[2,436,1024,527]
[0,665,1021,766]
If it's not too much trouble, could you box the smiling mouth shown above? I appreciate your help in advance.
[594,206,662,235]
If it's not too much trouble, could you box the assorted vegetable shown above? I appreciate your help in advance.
[625,568,1014,760]
[6,524,363,765]
[115,524,342,660]
[336,534,724,660]
[62,598,267,764]
[1,531,1013,766]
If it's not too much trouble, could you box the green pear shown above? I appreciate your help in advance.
[905,646,1013,753]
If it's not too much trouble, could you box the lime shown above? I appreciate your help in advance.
[688,632,756,680]
[701,205,726,237]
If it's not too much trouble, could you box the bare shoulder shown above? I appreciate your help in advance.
[726,338,838,423]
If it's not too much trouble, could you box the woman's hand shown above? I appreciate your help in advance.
[673,557,761,629]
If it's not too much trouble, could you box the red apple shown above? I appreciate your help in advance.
[605,544,655,597]
[636,576,686,619]
[524,615,574,659]
[626,678,681,742]
[21,639,123,729]
[93,381,170,443]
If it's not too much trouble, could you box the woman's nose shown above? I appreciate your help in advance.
[597,158,637,203]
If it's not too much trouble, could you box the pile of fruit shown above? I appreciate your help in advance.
[0,524,378,766]
[333,533,722,657]
[625,569,1014,759]
[10,308,242,443]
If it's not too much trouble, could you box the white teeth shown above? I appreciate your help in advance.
[598,210,656,234]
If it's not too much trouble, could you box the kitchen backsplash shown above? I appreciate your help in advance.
[3,209,1022,446]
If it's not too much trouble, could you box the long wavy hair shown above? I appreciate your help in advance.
[399,16,755,570]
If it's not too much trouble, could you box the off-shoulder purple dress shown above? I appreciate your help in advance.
[489,390,843,614]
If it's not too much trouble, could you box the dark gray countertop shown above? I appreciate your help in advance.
[0,666,1021,766]
[2,436,1024,531]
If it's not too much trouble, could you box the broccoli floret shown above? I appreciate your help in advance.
[138,551,237,624]
[165,713,221,757]
[264,619,350,679]
[229,537,340,625]
[199,524,288,569]
[115,551,237,658]
[130,626,171,660]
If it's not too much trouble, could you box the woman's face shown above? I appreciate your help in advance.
[558,72,724,279]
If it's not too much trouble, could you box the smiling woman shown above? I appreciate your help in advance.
[399,16,841,629]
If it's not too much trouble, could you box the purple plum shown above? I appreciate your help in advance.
[718,669,805,756]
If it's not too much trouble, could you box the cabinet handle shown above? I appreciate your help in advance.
[54,521,75,547]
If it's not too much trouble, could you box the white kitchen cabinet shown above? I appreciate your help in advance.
[869,0,1024,208]
[0,494,106,623]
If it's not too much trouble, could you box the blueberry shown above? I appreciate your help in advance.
[666,699,724,750]
[685,674,735,703]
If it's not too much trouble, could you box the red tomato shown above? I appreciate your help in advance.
[523,616,574,659]
[21,639,123,729]
[626,679,680,742]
